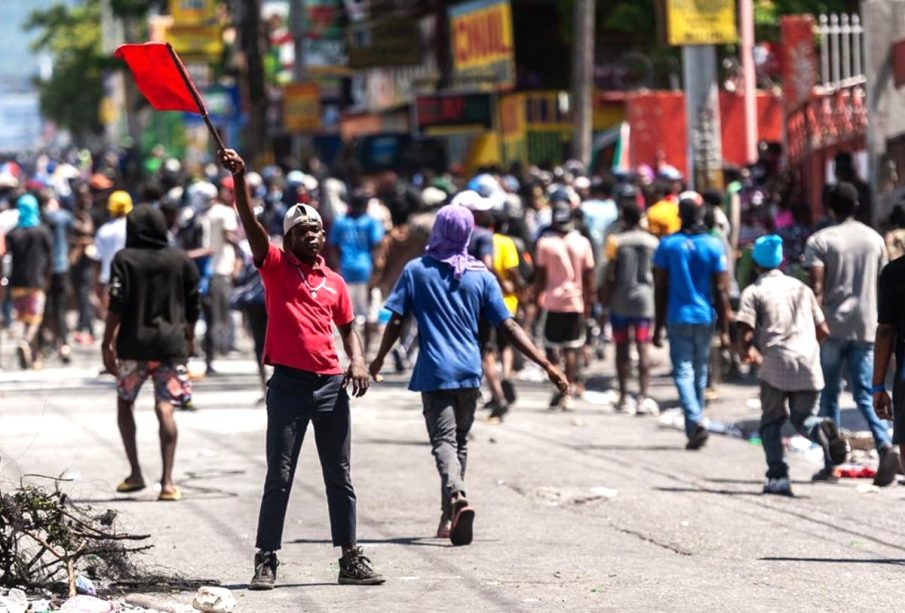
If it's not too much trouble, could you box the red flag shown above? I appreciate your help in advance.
[114,42,204,114]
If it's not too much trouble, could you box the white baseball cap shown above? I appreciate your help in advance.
[283,203,323,235]
[451,189,493,212]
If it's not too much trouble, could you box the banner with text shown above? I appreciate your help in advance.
[449,0,515,90]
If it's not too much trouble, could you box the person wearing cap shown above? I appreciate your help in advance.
[735,235,846,496]
[804,182,897,485]
[218,149,383,589]
[653,192,732,450]
[194,180,241,375]
[95,190,133,319]
[369,203,568,545]
[535,192,596,409]
[5,194,53,369]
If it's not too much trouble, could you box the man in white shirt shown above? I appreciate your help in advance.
[195,180,240,374]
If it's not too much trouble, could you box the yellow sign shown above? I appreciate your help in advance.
[666,0,738,46]
[170,0,218,26]
[169,24,223,58]
[283,82,321,133]
[449,0,515,89]
[499,94,526,165]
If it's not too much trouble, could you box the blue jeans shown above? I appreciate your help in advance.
[819,338,891,454]
[668,324,712,438]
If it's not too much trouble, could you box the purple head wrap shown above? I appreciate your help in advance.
[425,204,487,280]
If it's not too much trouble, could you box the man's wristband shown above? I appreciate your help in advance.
[870,384,887,394]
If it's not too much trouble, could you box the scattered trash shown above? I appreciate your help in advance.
[59,595,114,613]
[856,483,881,494]
[748,436,762,446]
[75,576,97,597]
[571,417,585,427]
[835,465,877,479]
[745,398,761,410]
[191,586,236,613]
[533,486,617,506]
[657,409,744,438]
[29,599,52,613]
[59,471,80,482]
[583,390,618,406]
[0,588,27,613]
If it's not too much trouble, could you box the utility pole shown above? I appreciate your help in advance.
[571,0,595,165]
[739,0,758,164]
[682,45,723,190]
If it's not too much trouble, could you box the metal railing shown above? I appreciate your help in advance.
[817,13,865,92]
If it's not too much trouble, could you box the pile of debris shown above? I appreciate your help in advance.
[0,479,220,612]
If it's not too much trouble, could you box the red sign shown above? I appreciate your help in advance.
[780,16,816,113]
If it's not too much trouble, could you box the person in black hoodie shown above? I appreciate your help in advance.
[101,205,201,501]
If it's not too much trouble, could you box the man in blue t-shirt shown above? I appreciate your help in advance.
[369,203,567,546]
[653,192,731,451]
[329,190,385,350]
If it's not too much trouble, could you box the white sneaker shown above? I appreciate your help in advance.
[636,397,660,416]
[560,394,575,411]
[615,396,637,415]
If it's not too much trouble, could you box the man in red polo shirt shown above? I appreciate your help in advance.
[218,149,383,589]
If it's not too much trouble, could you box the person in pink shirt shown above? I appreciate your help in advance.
[534,192,596,409]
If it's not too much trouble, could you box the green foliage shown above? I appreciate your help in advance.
[754,0,852,40]
[25,0,104,140]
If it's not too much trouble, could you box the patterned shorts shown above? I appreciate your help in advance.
[10,288,46,325]
[116,360,192,406]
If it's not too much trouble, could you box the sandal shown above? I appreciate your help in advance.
[115,479,146,493]
[158,487,182,502]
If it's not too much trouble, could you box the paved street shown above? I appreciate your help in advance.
[1,341,903,612]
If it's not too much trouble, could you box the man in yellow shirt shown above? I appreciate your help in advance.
[486,225,524,422]
[645,167,683,238]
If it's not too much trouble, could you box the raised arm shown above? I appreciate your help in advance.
[218,149,269,266]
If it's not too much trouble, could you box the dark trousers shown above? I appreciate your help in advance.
[255,367,357,551]
[70,256,95,334]
[202,274,233,365]
[421,388,479,520]
[42,272,70,346]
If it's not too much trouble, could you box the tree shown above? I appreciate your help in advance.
[26,0,166,143]
[26,1,105,141]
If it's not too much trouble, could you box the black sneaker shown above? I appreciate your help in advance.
[685,425,709,450]
[338,547,385,585]
[249,551,279,590]
[501,379,517,405]
[449,494,475,546]
[811,467,839,483]
[815,418,848,465]
[763,477,793,497]
[874,446,900,487]
[549,391,565,409]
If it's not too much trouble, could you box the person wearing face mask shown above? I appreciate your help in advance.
[218,149,384,590]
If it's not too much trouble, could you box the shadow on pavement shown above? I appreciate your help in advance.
[654,486,809,499]
[760,557,905,565]
[219,582,338,589]
[575,444,678,452]
[289,536,452,548]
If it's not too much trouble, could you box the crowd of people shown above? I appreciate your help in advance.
[2,143,904,586]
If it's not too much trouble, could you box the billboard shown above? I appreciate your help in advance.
[283,82,321,133]
[449,0,515,89]
[168,0,223,59]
